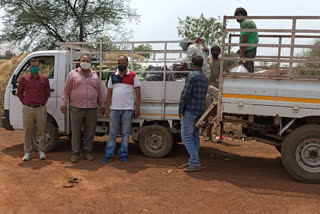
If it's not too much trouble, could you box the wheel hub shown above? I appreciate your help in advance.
[296,140,320,173]
[33,131,50,148]
[147,134,164,150]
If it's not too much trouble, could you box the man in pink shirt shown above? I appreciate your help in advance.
[61,55,105,163]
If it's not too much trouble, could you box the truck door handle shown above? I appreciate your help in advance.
[50,89,55,92]
[12,89,17,95]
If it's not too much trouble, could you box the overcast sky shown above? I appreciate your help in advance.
[1,0,319,41]
[128,0,320,41]
[0,0,319,54]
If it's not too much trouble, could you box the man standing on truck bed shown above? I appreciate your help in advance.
[17,58,51,161]
[235,7,259,73]
[61,54,105,163]
[101,55,141,163]
[179,56,208,172]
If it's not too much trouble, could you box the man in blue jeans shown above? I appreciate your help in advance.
[179,55,208,172]
[101,55,141,163]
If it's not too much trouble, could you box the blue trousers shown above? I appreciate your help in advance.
[104,110,133,158]
[181,111,201,166]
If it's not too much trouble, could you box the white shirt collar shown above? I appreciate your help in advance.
[115,69,130,75]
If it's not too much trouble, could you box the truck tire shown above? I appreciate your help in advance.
[281,125,320,183]
[32,121,59,152]
[139,125,173,158]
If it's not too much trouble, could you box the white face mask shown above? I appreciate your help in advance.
[80,62,91,70]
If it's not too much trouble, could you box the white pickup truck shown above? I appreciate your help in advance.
[2,16,320,183]
[1,40,190,158]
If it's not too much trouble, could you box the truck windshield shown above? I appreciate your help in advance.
[17,56,55,83]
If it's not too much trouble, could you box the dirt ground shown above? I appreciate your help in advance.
[0,128,320,214]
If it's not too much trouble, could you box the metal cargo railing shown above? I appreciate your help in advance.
[217,16,320,122]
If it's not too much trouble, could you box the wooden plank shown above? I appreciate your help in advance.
[195,102,218,128]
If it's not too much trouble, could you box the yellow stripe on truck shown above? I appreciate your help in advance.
[222,93,320,104]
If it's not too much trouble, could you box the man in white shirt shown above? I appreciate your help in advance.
[101,55,141,163]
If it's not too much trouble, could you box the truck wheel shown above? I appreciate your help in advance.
[139,125,173,158]
[281,125,320,183]
[32,122,59,152]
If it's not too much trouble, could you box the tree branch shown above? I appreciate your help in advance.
[63,0,79,18]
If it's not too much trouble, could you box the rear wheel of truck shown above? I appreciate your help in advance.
[32,121,59,152]
[281,125,320,183]
[139,125,173,158]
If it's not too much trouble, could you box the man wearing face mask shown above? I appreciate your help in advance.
[179,56,208,172]
[17,58,51,161]
[208,45,221,89]
[235,7,259,73]
[61,54,105,163]
[101,55,141,163]
[204,45,221,141]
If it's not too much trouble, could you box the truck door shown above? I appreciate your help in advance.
[9,54,58,129]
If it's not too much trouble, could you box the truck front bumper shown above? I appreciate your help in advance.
[1,110,14,130]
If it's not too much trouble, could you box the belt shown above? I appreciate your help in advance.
[25,104,44,108]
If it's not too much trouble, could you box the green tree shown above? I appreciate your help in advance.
[299,40,320,75]
[177,13,223,48]
[96,35,122,51]
[0,0,139,51]
[134,44,152,58]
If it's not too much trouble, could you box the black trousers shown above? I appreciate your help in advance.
[244,48,257,73]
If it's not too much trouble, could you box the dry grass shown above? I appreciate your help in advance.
[0,54,28,124]
[105,53,146,66]
[0,60,8,66]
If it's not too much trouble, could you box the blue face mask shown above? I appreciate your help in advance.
[30,66,40,74]
[118,65,127,72]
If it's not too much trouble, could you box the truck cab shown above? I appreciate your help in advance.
[2,50,69,149]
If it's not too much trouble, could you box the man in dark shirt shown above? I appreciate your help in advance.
[179,55,208,172]
[17,58,50,161]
